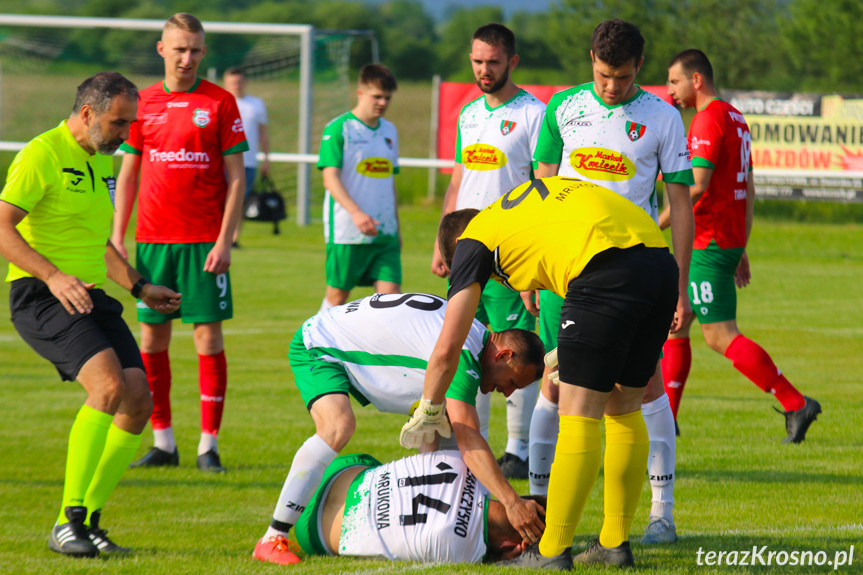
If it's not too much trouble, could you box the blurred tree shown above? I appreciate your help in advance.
[436,5,503,80]
[781,0,863,92]
[375,0,438,80]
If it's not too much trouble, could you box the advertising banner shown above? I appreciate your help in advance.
[724,90,863,202]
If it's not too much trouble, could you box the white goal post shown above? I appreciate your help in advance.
[0,14,418,225]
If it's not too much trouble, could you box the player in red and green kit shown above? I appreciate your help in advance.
[661,49,821,444]
[112,13,249,473]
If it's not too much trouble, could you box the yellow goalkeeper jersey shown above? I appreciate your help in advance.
[450,176,668,298]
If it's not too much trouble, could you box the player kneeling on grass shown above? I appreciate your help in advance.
[285,450,545,565]
[401,177,680,569]
[253,292,545,565]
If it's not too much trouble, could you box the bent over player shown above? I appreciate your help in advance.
[0,72,181,557]
[253,293,545,565]
[402,177,679,569]
[290,450,545,564]
[661,49,821,443]
[112,13,248,473]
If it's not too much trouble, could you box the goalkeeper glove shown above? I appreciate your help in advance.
[399,398,451,449]
[545,347,560,386]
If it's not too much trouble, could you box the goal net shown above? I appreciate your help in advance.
[0,15,374,223]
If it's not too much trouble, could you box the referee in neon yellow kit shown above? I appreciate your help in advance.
[0,72,181,557]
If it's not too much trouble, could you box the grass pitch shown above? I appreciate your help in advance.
[0,207,861,574]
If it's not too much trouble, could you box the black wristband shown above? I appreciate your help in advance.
[131,277,151,299]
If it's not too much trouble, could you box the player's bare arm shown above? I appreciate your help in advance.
[111,152,142,260]
[665,181,695,333]
[322,166,379,236]
[431,164,463,277]
[0,200,94,314]
[205,152,245,274]
[520,290,540,316]
[422,284,483,404]
[534,161,560,179]
[448,398,545,544]
[659,166,713,230]
[735,175,756,288]
[105,240,182,314]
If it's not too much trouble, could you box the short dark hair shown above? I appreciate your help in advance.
[499,329,545,380]
[591,19,644,68]
[359,63,397,91]
[224,66,246,78]
[438,209,480,269]
[166,12,204,35]
[669,49,714,84]
[72,72,138,114]
[472,23,516,58]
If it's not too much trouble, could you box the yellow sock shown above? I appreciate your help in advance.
[538,415,602,557]
[599,410,649,548]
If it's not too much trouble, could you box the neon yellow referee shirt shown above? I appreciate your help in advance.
[1,121,115,286]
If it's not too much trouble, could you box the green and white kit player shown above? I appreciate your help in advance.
[253,292,545,566]
[431,23,546,480]
[529,19,695,553]
[318,64,401,312]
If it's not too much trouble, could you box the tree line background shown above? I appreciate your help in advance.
[2,0,862,92]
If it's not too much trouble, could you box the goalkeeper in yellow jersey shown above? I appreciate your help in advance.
[400,176,680,569]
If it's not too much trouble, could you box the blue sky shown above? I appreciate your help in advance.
[368,0,554,21]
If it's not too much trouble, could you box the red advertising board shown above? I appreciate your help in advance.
[436,82,674,166]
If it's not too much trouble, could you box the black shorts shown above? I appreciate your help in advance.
[557,245,678,393]
[9,278,144,381]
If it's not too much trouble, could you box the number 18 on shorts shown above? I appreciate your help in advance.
[688,243,744,324]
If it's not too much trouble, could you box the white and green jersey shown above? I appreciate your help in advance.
[318,112,400,244]
[455,89,546,210]
[534,83,694,222]
[340,450,489,563]
[302,293,487,412]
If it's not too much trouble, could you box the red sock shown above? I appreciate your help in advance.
[661,338,691,419]
[724,335,805,411]
[199,351,228,436]
[141,350,172,429]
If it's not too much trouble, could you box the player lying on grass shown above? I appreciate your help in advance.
[253,293,546,564]
[265,450,545,565]
[402,176,680,569]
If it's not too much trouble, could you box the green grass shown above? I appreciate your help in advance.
[1,209,862,574]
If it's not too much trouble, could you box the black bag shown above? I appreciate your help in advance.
[244,175,287,234]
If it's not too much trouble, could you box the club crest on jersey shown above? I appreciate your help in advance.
[385,137,393,149]
[192,108,211,128]
[626,121,646,142]
[501,120,516,135]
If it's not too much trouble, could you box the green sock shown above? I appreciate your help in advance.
[84,424,143,525]
[59,405,112,524]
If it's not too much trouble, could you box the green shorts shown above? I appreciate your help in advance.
[476,280,536,332]
[289,327,371,409]
[136,242,233,324]
[689,242,744,324]
[295,453,382,556]
[325,241,402,291]
[538,290,564,353]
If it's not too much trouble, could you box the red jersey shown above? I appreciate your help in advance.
[688,99,751,249]
[121,79,248,243]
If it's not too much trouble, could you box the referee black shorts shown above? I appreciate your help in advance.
[9,278,144,382]
[557,245,678,393]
